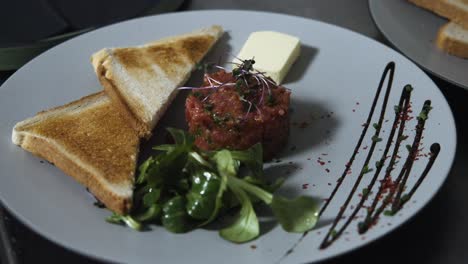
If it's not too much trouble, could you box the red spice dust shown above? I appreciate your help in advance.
[352,109,356,112]
[317,157,326,166]
[250,245,257,250]
[325,168,330,173]
[363,146,368,150]
[302,183,309,189]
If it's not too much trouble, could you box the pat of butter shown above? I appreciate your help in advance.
[234,31,300,84]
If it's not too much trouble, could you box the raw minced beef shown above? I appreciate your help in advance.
[185,68,290,160]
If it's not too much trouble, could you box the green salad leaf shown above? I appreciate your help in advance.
[104,128,320,243]
[231,143,263,178]
[212,150,240,178]
[143,188,161,207]
[186,170,221,220]
[106,213,142,230]
[271,196,319,233]
[135,204,161,222]
[162,196,192,233]
[220,183,259,243]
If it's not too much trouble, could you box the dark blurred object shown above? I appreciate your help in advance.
[0,207,17,264]
[0,0,68,45]
[44,0,155,31]
[0,0,185,70]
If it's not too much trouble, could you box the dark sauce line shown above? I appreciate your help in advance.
[277,63,441,262]
[358,87,412,233]
[372,101,429,217]
[363,100,437,229]
[396,143,440,210]
[318,62,395,217]
[391,100,432,211]
[365,143,440,227]
[319,62,397,249]
[321,86,412,244]
[275,62,396,262]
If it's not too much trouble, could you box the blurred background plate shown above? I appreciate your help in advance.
[0,0,185,70]
[369,0,468,90]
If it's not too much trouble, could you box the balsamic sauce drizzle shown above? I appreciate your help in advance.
[357,87,412,233]
[319,62,397,249]
[320,87,413,248]
[277,62,442,261]
[318,63,441,248]
[318,62,396,216]
[359,101,440,231]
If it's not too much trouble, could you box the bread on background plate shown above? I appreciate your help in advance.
[407,0,468,58]
[408,0,468,29]
[437,21,468,58]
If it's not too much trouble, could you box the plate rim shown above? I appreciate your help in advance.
[0,9,458,263]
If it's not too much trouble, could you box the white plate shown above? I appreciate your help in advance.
[369,0,468,89]
[0,10,456,264]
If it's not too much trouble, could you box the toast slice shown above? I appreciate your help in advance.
[91,25,223,137]
[436,21,468,58]
[12,92,140,214]
[408,0,468,29]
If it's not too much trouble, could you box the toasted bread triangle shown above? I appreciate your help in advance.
[12,92,140,214]
[91,25,223,137]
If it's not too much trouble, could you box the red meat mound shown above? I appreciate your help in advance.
[185,70,290,160]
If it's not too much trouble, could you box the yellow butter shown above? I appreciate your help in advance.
[234,31,300,84]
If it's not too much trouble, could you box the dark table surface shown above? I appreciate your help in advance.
[1,0,467,263]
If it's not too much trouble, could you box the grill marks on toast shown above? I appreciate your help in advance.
[180,35,217,63]
[12,92,140,214]
[30,98,139,184]
[92,26,223,137]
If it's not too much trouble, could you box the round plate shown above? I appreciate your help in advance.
[369,0,468,89]
[0,10,456,264]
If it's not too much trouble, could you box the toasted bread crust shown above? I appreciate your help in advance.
[436,23,468,58]
[408,0,468,29]
[17,134,132,214]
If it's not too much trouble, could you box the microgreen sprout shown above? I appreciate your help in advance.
[178,57,282,117]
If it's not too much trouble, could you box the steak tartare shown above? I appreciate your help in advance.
[184,59,291,160]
